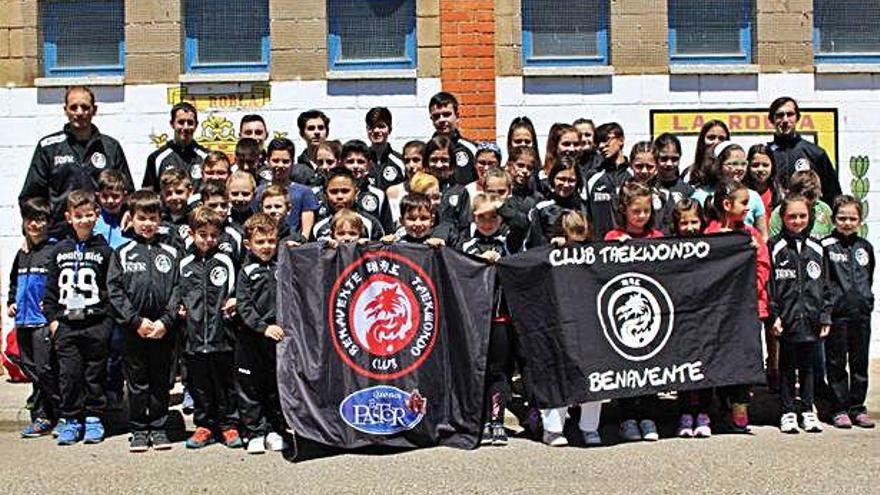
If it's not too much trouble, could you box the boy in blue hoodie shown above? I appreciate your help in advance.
[7,198,58,437]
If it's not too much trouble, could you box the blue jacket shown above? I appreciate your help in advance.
[7,238,57,327]
[94,209,130,249]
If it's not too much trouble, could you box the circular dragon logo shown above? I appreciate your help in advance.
[329,251,439,380]
[351,274,421,356]
[597,273,674,362]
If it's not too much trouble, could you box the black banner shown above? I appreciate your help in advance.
[277,243,494,450]
[498,233,765,408]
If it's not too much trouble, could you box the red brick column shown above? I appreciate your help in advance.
[440,0,496,142]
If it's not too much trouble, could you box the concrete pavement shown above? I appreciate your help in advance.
[0,362,877,494]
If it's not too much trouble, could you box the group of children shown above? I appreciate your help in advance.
[9,93,874,455]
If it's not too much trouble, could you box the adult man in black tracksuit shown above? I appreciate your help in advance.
[142,102,208,193]
[19,86,133,239]
[106,190,180,451]
[767,96,842,205]
[428,92,478,185]
[43,190,115,445]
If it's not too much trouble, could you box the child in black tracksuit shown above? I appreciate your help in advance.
[107,190,180,452]
[9,198,58,438]
[43,190,115,446]
[768,194,832,434]
[822,195,875,429]
[457,191,529,446]
[178,206,242,449]
[236,213,288,454]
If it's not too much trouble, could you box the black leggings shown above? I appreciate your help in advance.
[484,321,514,423]
[779,340,817,413]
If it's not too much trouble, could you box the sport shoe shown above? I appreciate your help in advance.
[731,403,749,432]
[694,413,712,438]
[850,412,875,429]
[780,412,799,434]
[265,431,288,451]
[83,416,105,444]
[542,430,568,447]
[639,419,659,441]
[56,419,82,446]
[182,389,194,415]
[480,423,493,445]
[246,435,266,454]
[491,423,508,446]
[222,428,243,448]
[800,412,823,433]
[151,430,172,450]
[619,419,642,442]
[677,414,694,438]
[832,412,853,429]
[581,430,602,446]
[186,427,214,449]
[21,418,53,438]
[129,431,149,453]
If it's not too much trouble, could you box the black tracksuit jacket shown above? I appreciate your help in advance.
[821,231,875,322]
[106,237,180,332]
[19,124,133,237]
[768,229,833,343]
[177,249,237,354]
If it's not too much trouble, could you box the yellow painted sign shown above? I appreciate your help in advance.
[650,108,839,165]
[166,83,272,111]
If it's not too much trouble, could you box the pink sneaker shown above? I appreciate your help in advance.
[731,403,749,432]
[850,412,875,429]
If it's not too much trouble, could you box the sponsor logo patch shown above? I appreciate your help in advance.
[339,385,426,435]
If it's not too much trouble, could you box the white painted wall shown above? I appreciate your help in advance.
[1,73,879,357]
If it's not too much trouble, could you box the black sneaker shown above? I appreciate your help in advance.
[480,423,493,446]
[129,431,149,453]
[151,430,172,451]
[491,423,508,446]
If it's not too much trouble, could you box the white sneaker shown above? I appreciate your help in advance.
[247,436,266,454]
[542,430,568,447]
[800,412,823,433]
[265,431,288,451]
[780,412,799,434]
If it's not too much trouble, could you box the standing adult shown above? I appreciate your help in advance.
[428,92,478,185]
[767,96,841,205]
[142,102,208,192]
[19,86,133,237]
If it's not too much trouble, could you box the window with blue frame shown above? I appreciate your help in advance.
[327,0,417,71]
[814,1,880,63]
[184,0,270,73]
[40,0,125,77]
[521,0,609,66]
[668,0,754,64]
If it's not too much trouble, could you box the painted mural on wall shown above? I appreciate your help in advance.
[850,156,871,236]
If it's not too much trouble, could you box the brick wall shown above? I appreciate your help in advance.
[440,0,496,142]
[755,0,813,72]
[125,0,181,83]
[0,0,38,86]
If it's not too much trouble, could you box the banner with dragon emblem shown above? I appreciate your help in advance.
[277,243,494,450]
[498,233,765,408]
